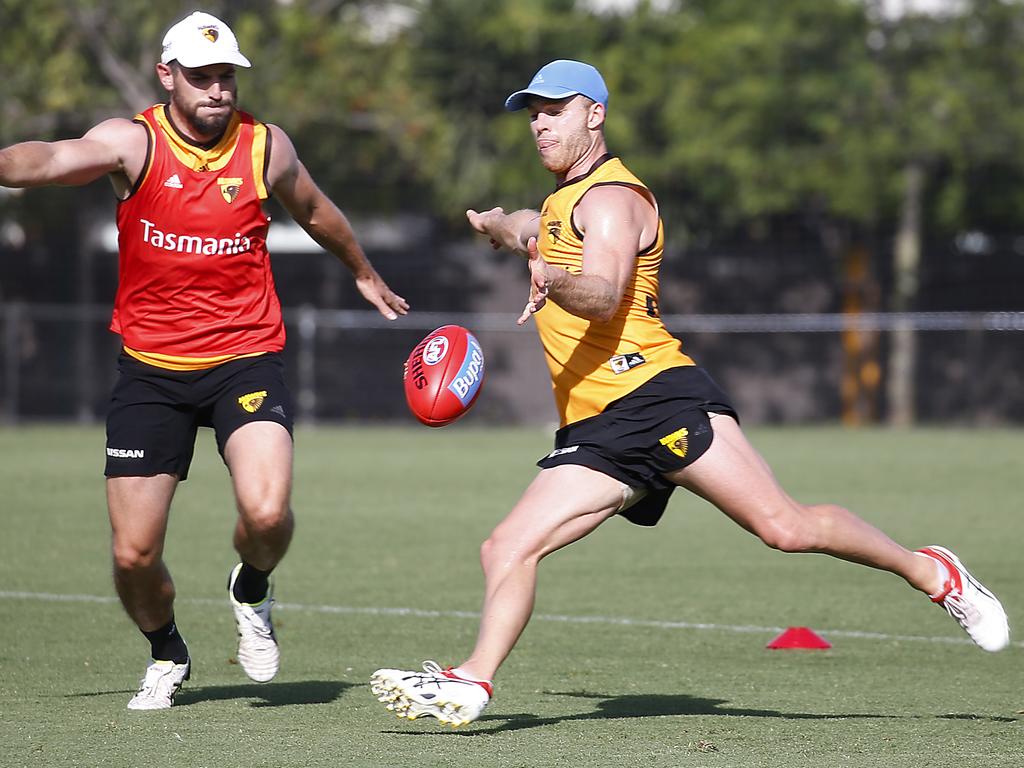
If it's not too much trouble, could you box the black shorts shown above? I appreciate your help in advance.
[536,366,737,526]
[105,352,294,480]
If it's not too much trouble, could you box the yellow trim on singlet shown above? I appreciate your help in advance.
[251,122,269,200]
[151,105,242,173]
[123,346,268,371]
[132,117,157,193]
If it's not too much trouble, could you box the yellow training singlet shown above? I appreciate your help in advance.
[535,155,694,426]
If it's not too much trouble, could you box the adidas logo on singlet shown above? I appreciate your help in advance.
[163,174,183,189]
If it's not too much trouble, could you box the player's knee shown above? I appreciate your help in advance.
[479,536,495,571]
[111,541,161,573]
[755,508,819,553]
[238,499,292,537]
[479,529,540,574]
[479,534,510,572]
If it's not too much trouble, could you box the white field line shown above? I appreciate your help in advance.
[1,590,1019,649]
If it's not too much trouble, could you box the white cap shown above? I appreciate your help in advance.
[160,11,251,68]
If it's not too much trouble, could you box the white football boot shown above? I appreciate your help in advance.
[916,546,1010,652]
[228,563,279,682]
[370,661,492,727]
[127,659,190,710]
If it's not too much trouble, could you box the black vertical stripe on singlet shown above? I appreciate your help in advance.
[262,127,274,199]
[124,118,155,200]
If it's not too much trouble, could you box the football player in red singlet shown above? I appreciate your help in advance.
[0,11,408,709]
[368,59,1008,727]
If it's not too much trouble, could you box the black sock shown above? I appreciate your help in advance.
[142,618,189,664]
[232,562,271,604]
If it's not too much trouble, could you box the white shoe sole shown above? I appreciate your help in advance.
[370,669,485,727]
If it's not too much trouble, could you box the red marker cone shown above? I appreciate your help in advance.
[766,626,831,649]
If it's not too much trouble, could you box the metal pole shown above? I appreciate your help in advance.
[3,302,22,425]
[297,305,317,423]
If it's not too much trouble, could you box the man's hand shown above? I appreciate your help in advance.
[466,207,507,250]
[517,237,550,325]
[467,207,540,254]
[355,272,409,321]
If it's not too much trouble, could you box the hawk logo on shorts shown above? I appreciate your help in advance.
[218,177,243,203]
[238,390,268,413]
[201,26,220,43]
[659,427,689,459]
[546,220,562,244]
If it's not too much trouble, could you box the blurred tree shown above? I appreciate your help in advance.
[400,0,610,226]
[238,1,449,215]
[0,0,168,315]
[865,0,1024,423]
[4,1,1024,237]
[2,0,1023,317]
[581,0,1024,424]
[593,0,886,244]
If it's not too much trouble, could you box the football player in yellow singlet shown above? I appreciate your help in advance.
[368,59,1009,727]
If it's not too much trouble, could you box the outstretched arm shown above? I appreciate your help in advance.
[267,124,408,320]
[0,119,145,191]
[466,207,540,254]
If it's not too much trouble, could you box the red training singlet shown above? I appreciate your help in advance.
[112,104,284,370]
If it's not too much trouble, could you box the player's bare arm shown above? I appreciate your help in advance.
[520,185,655,324]
[467,207,541,254]
[267,124,408,320]
[0,118,147,195]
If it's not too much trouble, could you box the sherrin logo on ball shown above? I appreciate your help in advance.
[404,325,485,427]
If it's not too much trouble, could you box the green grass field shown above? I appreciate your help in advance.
[1,425,1021,768]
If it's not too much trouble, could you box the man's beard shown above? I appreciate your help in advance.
[172,91,235,138]
[540,132,589,175]
[190,108,232,136]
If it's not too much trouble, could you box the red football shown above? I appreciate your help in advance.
[404,325,485,427]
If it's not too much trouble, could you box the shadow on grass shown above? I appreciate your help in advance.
[382,691,1017,735]
[474,691,895,734]
[176,679,354,707]
[936,713,1018,723]
[69,680,353,708]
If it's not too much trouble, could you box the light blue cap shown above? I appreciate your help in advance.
[505,59,609,111]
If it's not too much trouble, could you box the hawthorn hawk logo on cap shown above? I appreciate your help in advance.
[160,11,252,69]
